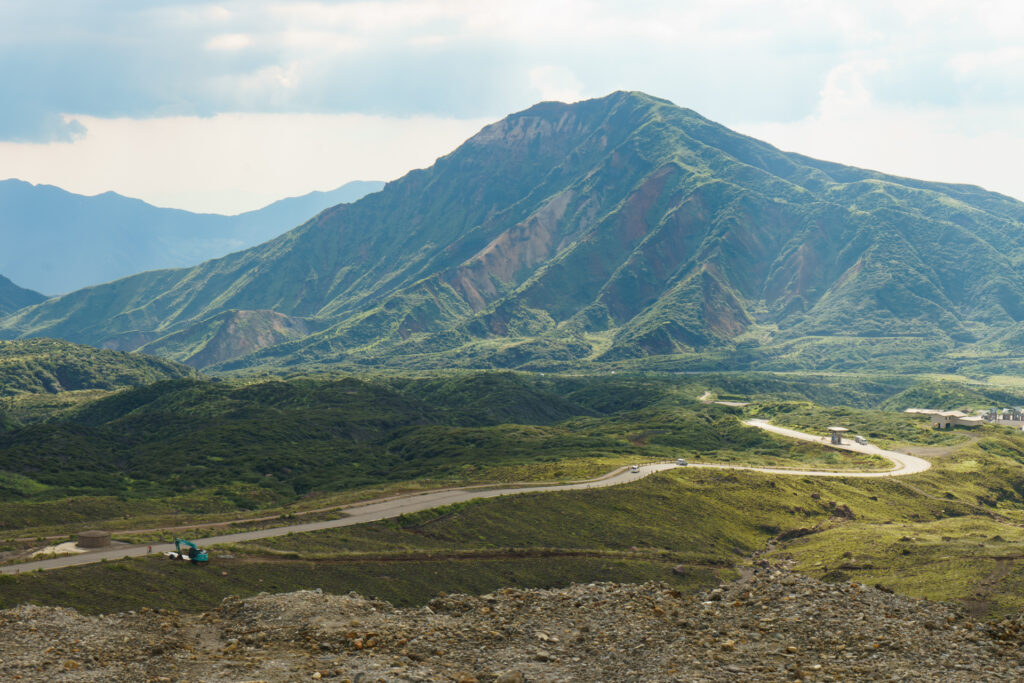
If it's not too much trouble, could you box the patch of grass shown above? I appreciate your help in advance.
[0,552,719,615]
[779,516,1015,604]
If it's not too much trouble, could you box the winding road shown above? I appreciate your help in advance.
[1,420,930,575]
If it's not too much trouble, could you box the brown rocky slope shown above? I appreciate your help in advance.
[4,568,1024,681]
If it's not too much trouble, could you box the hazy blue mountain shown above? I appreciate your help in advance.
[4,92,1024,374]
[0,179,383,294]
[0,274,46,316]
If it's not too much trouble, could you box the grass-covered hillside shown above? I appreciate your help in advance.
[11,417,1024,620]
[8,370,1024,620]
[0,370,948,531]
[0,338,196,399]
[0,373,827,505]
[1,369,1015,532]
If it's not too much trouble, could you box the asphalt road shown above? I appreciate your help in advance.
[2,420,930,574]
[736,419,932,477]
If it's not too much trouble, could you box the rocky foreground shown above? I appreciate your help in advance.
[3,570,1024,681]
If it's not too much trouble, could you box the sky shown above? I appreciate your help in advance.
[2,0,1024,214]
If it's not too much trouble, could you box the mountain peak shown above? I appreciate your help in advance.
[5,94,1024,375]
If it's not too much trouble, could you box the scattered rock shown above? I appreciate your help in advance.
[2,575,1022,681]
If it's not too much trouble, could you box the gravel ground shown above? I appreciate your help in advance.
[2,568,1024,681]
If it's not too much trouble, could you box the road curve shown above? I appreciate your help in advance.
[736,419,932,477]
[2,420,930,574]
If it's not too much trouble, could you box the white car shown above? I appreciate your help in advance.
[630,464,640,473]
[676,458,688,466]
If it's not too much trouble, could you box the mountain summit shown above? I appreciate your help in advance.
[4,92,1024,373]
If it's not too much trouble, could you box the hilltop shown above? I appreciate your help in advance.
[0,338,196,398]
[4,92,1024,373]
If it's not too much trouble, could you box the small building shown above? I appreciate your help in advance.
[930,411,982,429]
[76,530,112,549]
[828,426,849,445]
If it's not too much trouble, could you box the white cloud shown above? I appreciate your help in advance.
[949,46,1024,79]
[0,112,491,214]
[7,0,1024,210]
[732,61,1024,202]
[205,33,253,51]
[529,66,583,103]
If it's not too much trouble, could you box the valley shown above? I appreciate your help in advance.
[3,363,1024,625]
[4,92,1024,680]
[0,420,928,576]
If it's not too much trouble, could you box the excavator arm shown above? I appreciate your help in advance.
[172,538,209,564]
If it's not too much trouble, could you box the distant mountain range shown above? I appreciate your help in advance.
[0,179,383,294]
[3,91,1024,374]
[0,274,45,316]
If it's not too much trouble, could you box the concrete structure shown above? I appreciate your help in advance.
[928,411,983,429]
[76,530,112,549]
[828,426,849,444]
[904,408,984,429]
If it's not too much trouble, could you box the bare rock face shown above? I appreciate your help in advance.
[3,571,1024,681]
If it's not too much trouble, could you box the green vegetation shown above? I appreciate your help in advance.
[6,369,1024,619]
[4,92,1024,375]
[13,422,1024,617]
[749,401,967,447]
[879,380,1024,412]
[0,553,708,615]
[0,338,196,399]
[0,372,891,529]
[769,428,1024,616]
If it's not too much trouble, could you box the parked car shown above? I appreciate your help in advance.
[676,458,688,466]
[854,435,868,445]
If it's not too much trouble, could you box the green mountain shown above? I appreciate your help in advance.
[0,274,45,316]
[3,91,1024,373]
[0,337,197,397]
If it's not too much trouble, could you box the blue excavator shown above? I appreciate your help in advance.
[166,538,209,564]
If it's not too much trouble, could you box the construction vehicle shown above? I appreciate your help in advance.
[165,538,209,564]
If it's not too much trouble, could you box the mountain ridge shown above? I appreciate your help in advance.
[0,179,384,294]
[0,274,46,316]
[3,91,1024,373]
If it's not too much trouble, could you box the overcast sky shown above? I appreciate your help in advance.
[2,1,1023,214]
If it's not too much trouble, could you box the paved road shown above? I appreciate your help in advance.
[738,419,932,477]
[1,463,677,575]
[2,420,931,574]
